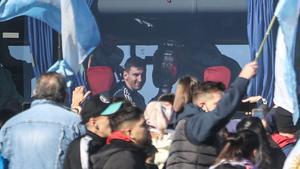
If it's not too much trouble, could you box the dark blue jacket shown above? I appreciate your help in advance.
[113,84,146,110]
[170,103,202,128]
[185,77,249,144]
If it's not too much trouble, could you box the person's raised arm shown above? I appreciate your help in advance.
[185,61,258,144]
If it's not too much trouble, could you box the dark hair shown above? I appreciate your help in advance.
[109,101,144,131]
[192,81,225,101]
[124,57,145,71]
[33,72,66,103]
[273,106,296,134]
[158,93,175,104]
[80,95,112,124]
[214,163,245,169]
[215,130,259,164]
[236,117,272,169]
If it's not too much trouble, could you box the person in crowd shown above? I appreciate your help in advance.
[267,106,297,156]
[283,139,300,169]
[0,101,21,169]
[167,81,226,169]
[158,93,175,104]
[166,61,257,169]
[0,98,23,129]
[64,94,122,169]
[90,101,158,169]
[237,117,286,169]
[113,57,147,109]
[0,64,23,108]
[172,76,197,113]
[224,95,268,133]
[169,76,197,128]
[210,130,259,169]
[144,101,174,169]
[0,72,86,169]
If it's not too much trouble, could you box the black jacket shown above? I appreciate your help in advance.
[64,131,107,169]
[166,119,223,169]
[90,139,157,169]
[113,84,146,110]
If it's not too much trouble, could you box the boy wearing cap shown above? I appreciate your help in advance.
[64,95,123,169]
[90,101,158,169]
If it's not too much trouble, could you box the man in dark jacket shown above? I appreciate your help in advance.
[113,57,146,109]
[64,95,123,169]
[166,61,258,169]
[90,102,158,169]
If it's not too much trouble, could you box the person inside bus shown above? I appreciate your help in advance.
[113,57,147,109]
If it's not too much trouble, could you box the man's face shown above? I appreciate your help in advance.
[129,117,151,146]
[123,67,145,91]
[94,116,112,137]
[199,91,223,112]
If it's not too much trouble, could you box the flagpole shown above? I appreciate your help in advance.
[255,15,277,61]
[58,33,62,60]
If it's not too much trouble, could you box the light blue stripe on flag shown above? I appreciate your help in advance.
[0,0,100,72]
[273,0,300,124]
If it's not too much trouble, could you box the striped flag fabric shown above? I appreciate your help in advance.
[0,0,100,72]
[273,0,300,124]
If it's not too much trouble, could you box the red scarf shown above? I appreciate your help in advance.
[271,133,296,148]
[106,131,132,144]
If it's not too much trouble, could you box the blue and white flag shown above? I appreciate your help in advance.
[273,0,300,124]
[0,0,100,72]
[48,60,87,105]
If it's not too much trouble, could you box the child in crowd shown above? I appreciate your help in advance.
[144,101,174,169]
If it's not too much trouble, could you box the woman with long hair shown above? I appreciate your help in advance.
[169,76,198,129]
[210,130,259,169]
[172,76,198,113]
[236,117,286,169]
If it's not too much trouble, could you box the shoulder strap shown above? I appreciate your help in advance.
[80,135,93,169]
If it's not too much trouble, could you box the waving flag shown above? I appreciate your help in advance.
[0,0,100,72]
[273,0,300,124]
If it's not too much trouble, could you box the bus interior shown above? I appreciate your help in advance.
[0,0,299,103]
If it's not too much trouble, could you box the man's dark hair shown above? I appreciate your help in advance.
[214,164,245,169]
[192,81,225,100]
[80,94,111,124]
[124,57,145,71]
[109,101,144,131]
[33,72,66,103]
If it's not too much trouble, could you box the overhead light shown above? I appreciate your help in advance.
[2,32,19,39]
[134,18,153,28]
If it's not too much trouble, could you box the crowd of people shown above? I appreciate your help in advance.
[0,57,300,169]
